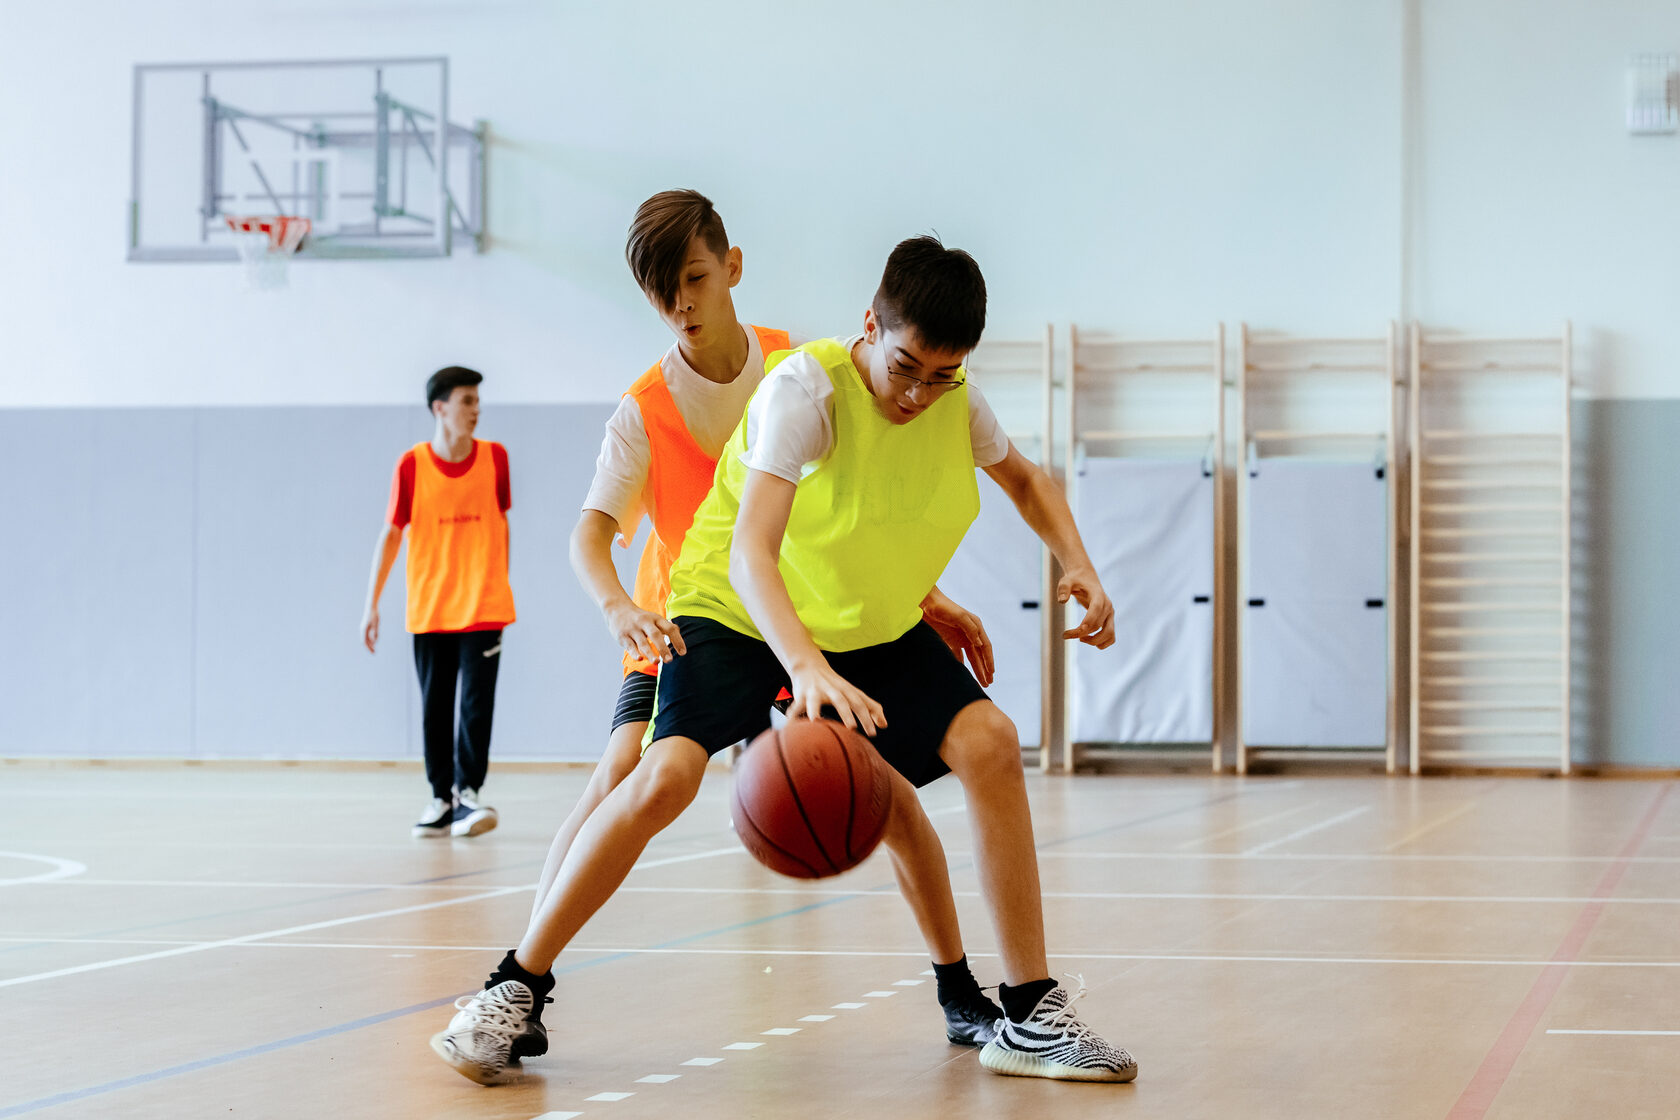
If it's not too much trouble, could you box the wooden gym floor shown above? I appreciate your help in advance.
[1,764,1675,1119]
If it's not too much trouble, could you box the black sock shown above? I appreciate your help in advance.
[487,949,555,999]
[932,956,982,1006]
[999,978,1058,1023]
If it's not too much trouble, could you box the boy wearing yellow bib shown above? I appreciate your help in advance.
[436,237,1134,1085]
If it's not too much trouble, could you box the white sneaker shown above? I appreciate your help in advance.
[413,797,453,839]
[452,788,498,838]
[979,978,1137,1083]
[430,980,532,1085]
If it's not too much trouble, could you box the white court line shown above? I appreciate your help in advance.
[1243,807,1372,856]
[0,885,528,989]
[722,1042,762,1050]
[761,1028,800,1035]
[0,852,87,886]
[11,938,1680,969]
[18,846,735,894]
[586,1090,634,1101]
[533,1112,583,1119]
[630,846,744,870]
[681,1057,723,1066]
[636,1073,681,1082]
[26,879,523,891]
[1546,1029,1680,1036]
[1029,852,1680,863]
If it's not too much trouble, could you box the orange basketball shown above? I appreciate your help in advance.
[730,719,894,879]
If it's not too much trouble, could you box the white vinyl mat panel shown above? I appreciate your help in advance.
[1071,458,1215,744]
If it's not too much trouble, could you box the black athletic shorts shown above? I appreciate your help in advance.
[611,670,659,732]
[650,615,990,789]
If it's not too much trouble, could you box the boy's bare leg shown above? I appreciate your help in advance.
[529,720,648,920]
[937,700,1048,985]
[878,767,964,964]
[516,737,708,974]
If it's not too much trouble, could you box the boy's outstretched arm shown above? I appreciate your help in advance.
[570,509,686,665]
[730,469,887,736]
[983,445,1117,649]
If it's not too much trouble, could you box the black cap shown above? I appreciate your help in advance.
[426,366,483,407]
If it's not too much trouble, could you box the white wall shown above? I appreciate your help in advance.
[1415,0,1680,399]
[6,0,1409,408]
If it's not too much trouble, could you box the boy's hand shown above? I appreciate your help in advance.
[787,658,887,737]
[606,602,687,664]
[920,588,995,687]
[361,608,379,653]
[1058,567,1116,649]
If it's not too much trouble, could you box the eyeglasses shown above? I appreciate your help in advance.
[886,365,966,395]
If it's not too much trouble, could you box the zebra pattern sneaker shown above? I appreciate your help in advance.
[979,979,1137,1083]
[429,980,532,1085]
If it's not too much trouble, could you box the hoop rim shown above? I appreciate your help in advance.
[224,214,312,253]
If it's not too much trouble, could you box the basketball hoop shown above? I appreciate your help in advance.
[225,215,311,289]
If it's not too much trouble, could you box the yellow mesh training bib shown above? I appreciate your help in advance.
[666,338,979,651]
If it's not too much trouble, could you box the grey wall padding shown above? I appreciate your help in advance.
[935,472,1042,746]
[0,404,626,761]
[1242,458,1387,748]
[1071,458,1215,744]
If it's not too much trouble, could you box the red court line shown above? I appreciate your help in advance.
[1446,782,1674,1119]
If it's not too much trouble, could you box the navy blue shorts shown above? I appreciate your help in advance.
[649,616,990,789]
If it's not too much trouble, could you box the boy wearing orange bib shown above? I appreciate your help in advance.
[431,193,1002,1083]
[360,366,514,840]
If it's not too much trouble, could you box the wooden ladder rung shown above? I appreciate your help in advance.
[1423,553,1561,563]
[1420,675,1563,686]
[1424,627,1562,637]
[1420,503,1563,513]
[1422,578,1561,588]
[1419,701,1563,712]
[1426,454,1561,466]
[1420,725,1563,736]
[1422,480,1558,491]
[1421,603,1560,613]
[1422,651,1562,662]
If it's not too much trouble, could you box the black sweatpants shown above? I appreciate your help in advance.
[412,629,504,800]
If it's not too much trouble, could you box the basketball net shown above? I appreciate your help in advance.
[225,215,311,290]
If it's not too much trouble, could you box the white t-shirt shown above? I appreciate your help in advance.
[738,337,1012,484]
[583,325,804,542]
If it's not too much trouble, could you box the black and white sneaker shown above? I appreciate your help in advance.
[430,980,531,1085]
[508,995,551,1062]
[943,986,1004,1046]
[413,797,453,839]
[979,979,1137,1082]
[452,788,498,838]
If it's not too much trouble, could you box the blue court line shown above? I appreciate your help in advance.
[0,993,462,1120]
[0,889,876,1118]
[1,788,1247,1115]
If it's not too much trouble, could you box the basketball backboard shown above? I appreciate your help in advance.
[129,57,484,261]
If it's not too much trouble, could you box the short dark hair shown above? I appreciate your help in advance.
[871,235,987,354]
[625,189,730,312]
[426,366,483,408]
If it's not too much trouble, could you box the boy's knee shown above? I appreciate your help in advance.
[944,703,1021,778]
[624,748,703,820]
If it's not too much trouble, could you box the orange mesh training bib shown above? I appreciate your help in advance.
[622,325,791,674]
[405,441,516,634]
